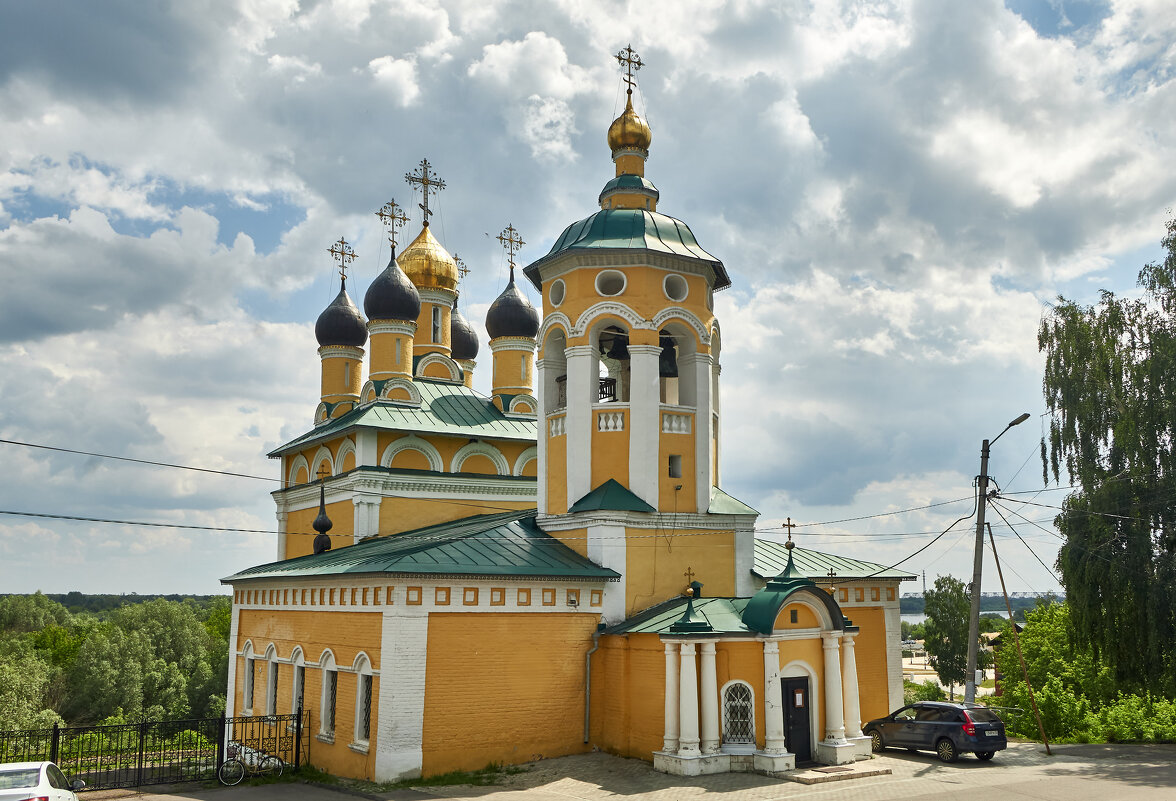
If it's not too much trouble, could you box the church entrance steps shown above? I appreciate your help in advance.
[786,762,893,785]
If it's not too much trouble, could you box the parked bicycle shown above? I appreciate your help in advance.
[217,743,284,785]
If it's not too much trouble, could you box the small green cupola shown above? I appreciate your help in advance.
[741,540,846,635]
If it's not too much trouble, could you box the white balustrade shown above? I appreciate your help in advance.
[597,410,625,431]
[662,412,692,434]
[548,415,566,437]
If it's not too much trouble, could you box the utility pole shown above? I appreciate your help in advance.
[964,412,1030,705]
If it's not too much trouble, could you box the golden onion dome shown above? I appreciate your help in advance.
[397,225,458,291]
[607,95,652,152]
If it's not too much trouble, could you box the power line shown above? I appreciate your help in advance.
[0,438,278,483]
[987,503,1063,582]
[758,496,974,530]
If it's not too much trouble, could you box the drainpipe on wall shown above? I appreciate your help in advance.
[584,623,606,743]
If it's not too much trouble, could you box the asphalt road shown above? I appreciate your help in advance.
[106,741,1176,801]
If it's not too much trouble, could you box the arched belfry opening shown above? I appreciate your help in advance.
[595,324,631,403]
[542,327,568,414]
[657,323,699,407]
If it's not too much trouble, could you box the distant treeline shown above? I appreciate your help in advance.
[900,594,1059,616]
[0,592,229,615]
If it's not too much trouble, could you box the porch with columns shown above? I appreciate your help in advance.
[652,631,869,777]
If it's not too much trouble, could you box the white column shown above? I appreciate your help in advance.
[678,642,700,756]
[275,510,288,561]
[822,632,847,743]
[841,631,863,738]
[699,641,719,754]
[628,343,661,508]
[564,344,596,505]
[536,357,548,515]
[686,351,714,513]
[356,429,378,466]
[663,641,680,752]
[762,641,787,753]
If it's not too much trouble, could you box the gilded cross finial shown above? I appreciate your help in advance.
[615,43,644,95]
[683,566,696,583]
[496,224,524,277]
[827,567,837,579]
[327,237,357,284]
[454,254,470,282]
[405,158,446,227]
[316,463,330,482]
[376,199,409,249]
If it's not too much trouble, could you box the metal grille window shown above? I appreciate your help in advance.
[326,671,337,733]
[244,658,254,710]
[294,665,305,713]
[722,682,755,744]
[266,661,278,715]
[361,675,373,740]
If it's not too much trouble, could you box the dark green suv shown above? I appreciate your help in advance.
[863,701,1007,762]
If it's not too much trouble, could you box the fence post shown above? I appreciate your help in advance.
[136,721,147,787]
[216,716,226,772]
[294,706,302,770]
[50,723,59,764]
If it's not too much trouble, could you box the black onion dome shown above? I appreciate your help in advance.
[450,303,480,360]
[315,280,368,347]
[363,250,421,321]
[485,273,540,339]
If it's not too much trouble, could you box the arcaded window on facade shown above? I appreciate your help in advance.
[319,651,337,739]
[243,657,254,711]
[432,306,442,343]
[265,659,278,716]
[353,654,373,745]
[597,325,630,403]
[722,682,755,745]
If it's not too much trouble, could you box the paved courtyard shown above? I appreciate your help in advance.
[124,741,1176,801]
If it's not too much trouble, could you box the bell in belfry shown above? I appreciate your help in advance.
[659,333,678,377]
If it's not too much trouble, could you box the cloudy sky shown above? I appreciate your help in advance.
[1,0,1173,597]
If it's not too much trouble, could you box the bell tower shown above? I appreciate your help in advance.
[523,47,746,621]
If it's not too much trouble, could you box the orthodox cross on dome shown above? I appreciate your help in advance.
[496,224,524,277]
[782,517,797,549]
[376,199,408,249]
[827,567,837,579]
[454,254,470,282]
[327,237,357,285]
[316,463,330,482]
[405,158,445,227]
[615,43,644,95]
[683,566,696,584]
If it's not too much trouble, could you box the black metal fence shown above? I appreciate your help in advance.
[0,712,306,791]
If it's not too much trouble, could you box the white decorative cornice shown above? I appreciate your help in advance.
[536,510,757,531]
[368,321,416,336]
[536,312,572,346]
[572,301,650,338]
[563,344,597,358]
[452,441,510,476]
[318,345,364,360]
[378,377,422,407]
[273,467,538,510]
[414,352,461,382]
[418,287,457,304]
[652,307,712,347]
[380,435,444,472]
[489,337,537,353]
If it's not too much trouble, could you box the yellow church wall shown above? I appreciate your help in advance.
[413,302,451,355]
[847,607,892,724]
[548,527,588,559]
[388,448,432,472]
[376,496,533,537]
[550,267,714,343]
[774,603,821,630]
[715,641,767,748]
[458,453,496,475]
[320,353,362,401]
[588,633,665,760]
[590,426,629,489]
[420,612,598,775]
[624,529,736,616]
[235,609,382,780]
[421,361,453,379]
[546,429,568,513]
[776,636,826,739]
[369,331,413,379]
[340,451,356,472]
[286,500,354,558]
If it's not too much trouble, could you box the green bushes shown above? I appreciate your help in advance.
[904,679,945,705]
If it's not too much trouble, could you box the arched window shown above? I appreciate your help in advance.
[241,642,255,713]
[290,648,306,715]
[319,651,337,740]
[264,646,279,716]
[352,653,374,746]
[722,681,755,747]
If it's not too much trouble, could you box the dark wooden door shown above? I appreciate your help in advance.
[782,677,812,762]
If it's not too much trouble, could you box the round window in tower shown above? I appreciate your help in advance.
[664,274,689,302]
[595,270,627,297]
[549,278,566,307]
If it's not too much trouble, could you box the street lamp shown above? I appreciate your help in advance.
[964,412,1030,704]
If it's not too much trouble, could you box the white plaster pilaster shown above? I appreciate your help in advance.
[678,642,701,757]
[628,344,661,508]
[841,631,863,738]
[884,601,904,711]
[587,523,627,624]
[763,641,787,753]
[699,641,719,754]
[353,496,382,543]
[822,633,847,743]
[374,611,428,782]
[536,357,548,515]
[225,601,240,720]
[663,641,680,752]
[356,429,378,467]
[682,351,713,513]
[564,345,596,505]
[734,521,756,597]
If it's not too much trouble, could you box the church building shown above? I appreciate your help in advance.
[223,49,913,782]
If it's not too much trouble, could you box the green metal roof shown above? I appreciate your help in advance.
[598,175,660,204]
[222,509,619,583]
[523,208,731,291]
[607,597,753,635]
[269,380,536,457]
[708,486,758,515]
[568,479,656,514]
[753,541,918,581]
